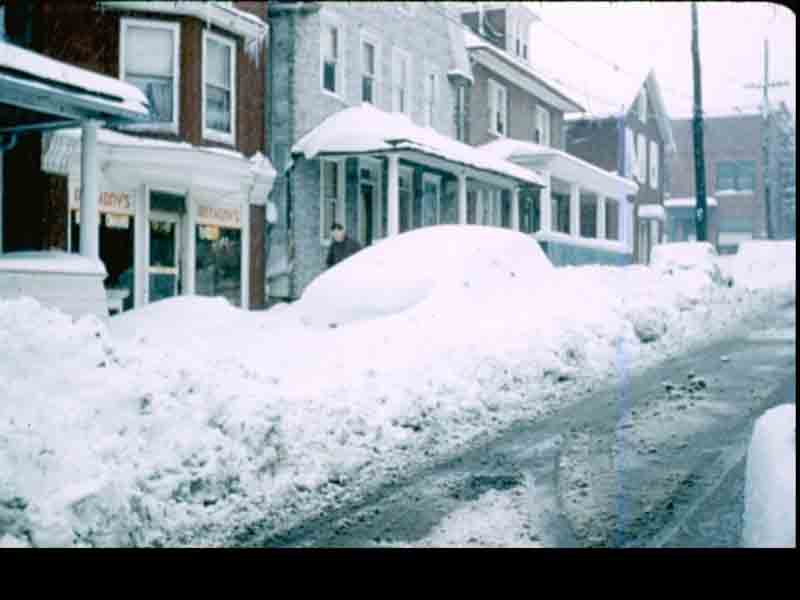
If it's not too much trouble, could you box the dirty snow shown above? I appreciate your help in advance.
[0,231,795,547]
[742,404,796,548]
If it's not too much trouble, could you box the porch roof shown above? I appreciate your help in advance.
[0,40,151,134]
[291,104,546,188]
[480,137,638,199]
[665,196,719,208]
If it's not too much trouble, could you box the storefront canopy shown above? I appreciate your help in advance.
[0,40,151,135]
[481,137,638,200]
[291,104,546,188]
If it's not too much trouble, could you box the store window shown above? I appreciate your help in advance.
[580,194,597,238]
[196,224,242,307]
[552,192,570,234]
[399,168,413,232]
[605,199,620,240]
[519,188,540,233]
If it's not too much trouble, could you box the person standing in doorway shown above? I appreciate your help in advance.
[325,223,363,268]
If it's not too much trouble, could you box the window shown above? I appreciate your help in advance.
[552,192,570,233]
[716,161,756,192]
[638,89,648,123]
[625,127,636,178]
[535,106,550,146]
[519,188,540,233]
[638,221,650,263]
[649,140,659,190]
[321,160,344,241]
[424,67,438,127]
[321,22,342,96]
[489,79,507,136]
[120,19,179,130]
[421,174,441,226]
[361,35,379,105]
[392,47,411,115]
[203,31,236,143]
[580,195,597,238]
[637,133,647,184]
[399,167,414,232]
[605,199,620,240]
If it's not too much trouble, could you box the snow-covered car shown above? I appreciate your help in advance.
[650,242,732,287]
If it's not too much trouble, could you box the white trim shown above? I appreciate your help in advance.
[119,18,180,134]
[320,158,345,243]
[638,88,648,123]
[423,60,439,129]
[359,29,381,107]
[488,78,508,137]
[320,17,345,100]
[638,204,666,221]
[391,46,412,117]
[202,29,237,146]
[625,127,635,178]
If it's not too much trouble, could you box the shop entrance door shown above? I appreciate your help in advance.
[148,211,181,303]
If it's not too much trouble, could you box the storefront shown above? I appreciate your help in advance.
[43,127,276,312]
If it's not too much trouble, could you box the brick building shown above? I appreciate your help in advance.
[1,1,275,311]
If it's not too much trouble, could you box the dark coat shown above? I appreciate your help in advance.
[326,236,363,268]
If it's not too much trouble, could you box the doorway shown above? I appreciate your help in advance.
[148,211,181,303]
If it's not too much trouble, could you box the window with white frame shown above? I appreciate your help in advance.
[649,140,659,190]
[424,67,438,127]
[421,174,441,226]
[638,88,648,123]
[392,47,411,115]
[120,19,179,129]
[399,167,414,232]
[637,133,647,184]
[203,31,236,143]
[488,79,507,136]
[361,34,379,105]
[321,21,342,96]
[321,160,344,241]
[535,105,550,146]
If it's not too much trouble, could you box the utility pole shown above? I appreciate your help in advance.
[691,2,707,242]
[745,38,789,239]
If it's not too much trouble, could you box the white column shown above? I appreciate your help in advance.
[79,120,101,259]
[134,183,149,307]
[241,200,250,310]
[569,182,580,237]
[183,192,196,296]
[539,172,552,232]
[387,154,400,236]
[597,195,606,239]
[457,172,467,225]
[511,186,520,231]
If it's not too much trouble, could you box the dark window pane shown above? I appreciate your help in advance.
[580,197,597,237]
[127,75,173,123]
[196,226,242,307]
[605,200,619,240]
[362,76,373,103]
[323,61,336,93]
[149,220,175,267]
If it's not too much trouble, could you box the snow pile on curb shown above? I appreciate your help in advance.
[742,404,796,548]
[730,241,796,292]
[0,230,795,547]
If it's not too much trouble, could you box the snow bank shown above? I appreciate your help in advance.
[742,404,796,548]
[0,227,794,547]
[730,241,796,291]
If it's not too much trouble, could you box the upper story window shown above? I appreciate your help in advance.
[534,105,550,146]
[638,88,648,123]
[512,20,528,60]
[203,30,236,144]
[120,19,180,132]
[488,79,507,137]
[321,21,343,97]
[424,67,438,128]
[361,34,380,105]
[392,47,411,116]
[649,140,659,190]
[637,132,647,184]
[716,161,756,192]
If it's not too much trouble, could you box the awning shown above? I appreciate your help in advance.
[481,137,638,199]
[42,127,276,206]
[665,196,718,209]
[0,40,151,134]
[638,204,667,221]
[291,104,546,188]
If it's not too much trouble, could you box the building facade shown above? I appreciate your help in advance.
[1,1,275,312]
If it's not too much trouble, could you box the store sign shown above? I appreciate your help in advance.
[69,185,136,216]
[196,205,242,228]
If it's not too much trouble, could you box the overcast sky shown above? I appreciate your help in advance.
[526,2,796,119]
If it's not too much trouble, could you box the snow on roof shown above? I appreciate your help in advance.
[638,204,667,221]
[463,29,583,113]
[664,196,718,208]
[480,138,638,195]
[292,104,546,187]
[0,41,150,118]
[0,251,106,276]
[447,19,473,84]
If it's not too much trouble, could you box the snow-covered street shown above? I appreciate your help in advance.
[0,229,795,547]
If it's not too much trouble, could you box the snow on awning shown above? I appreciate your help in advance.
[638,204,667,221]
[664,196,718,209]
[292,105,546,188]
[0,40,150,123]
[481,138,638,198]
